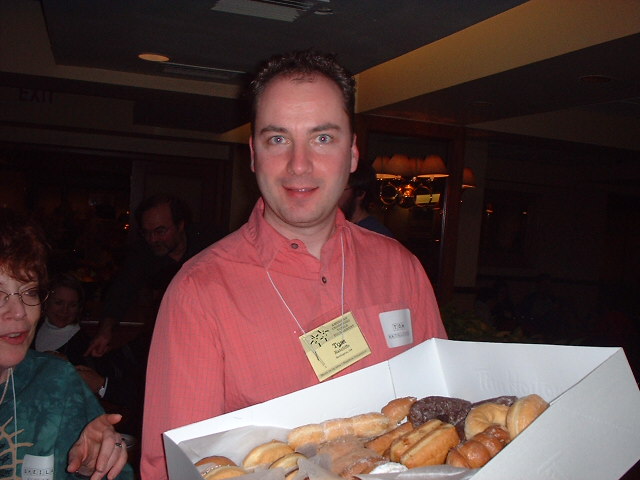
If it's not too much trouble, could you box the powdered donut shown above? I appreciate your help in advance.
[506,394,549,439]
[464,402,509,439]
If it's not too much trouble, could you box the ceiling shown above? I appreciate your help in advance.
[1,0,640,151]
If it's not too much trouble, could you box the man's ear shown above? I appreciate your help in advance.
[249,136,256,172]
[350,135,359,173]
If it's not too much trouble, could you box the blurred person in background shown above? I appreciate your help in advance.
[85,193,225,357]
[338,161,394,237]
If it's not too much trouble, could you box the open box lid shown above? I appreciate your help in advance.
[164,339,640,480]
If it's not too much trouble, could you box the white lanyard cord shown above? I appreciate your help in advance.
[266,233,345,335]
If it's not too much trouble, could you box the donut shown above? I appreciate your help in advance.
[464,402,509,439]
[316,436,385,479]
[269,452,305,471]
[364,421,414,456]
[381,397,417,425]
[446,425,510,468]
[201,466,247,479]
[506,394,549,439]
[288,412,391,449]
[400,422,460,468]
[471,395,517,408]
[388,419,444,462]
[242,440,294,469]
[195,456,236,468]
[408,396,471,433]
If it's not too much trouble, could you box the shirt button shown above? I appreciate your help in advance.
[291,243,299,249]
[321,276,327,284]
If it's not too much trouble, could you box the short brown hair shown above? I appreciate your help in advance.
[248,50,356,134]
[0,208,49,286]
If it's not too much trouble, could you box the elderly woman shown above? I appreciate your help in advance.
[0,208,131,479]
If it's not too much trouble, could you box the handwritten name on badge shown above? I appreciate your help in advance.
[300,312,371,381]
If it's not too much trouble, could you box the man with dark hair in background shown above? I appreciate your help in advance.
[85,193,224,357]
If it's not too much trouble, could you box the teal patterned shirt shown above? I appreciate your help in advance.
[0,350,133,479]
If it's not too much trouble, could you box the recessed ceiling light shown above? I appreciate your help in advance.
[138,53,170,63]
[579,74,612,84]
[471,100,493,108]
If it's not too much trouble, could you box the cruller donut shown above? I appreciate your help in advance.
[287,412,391,449]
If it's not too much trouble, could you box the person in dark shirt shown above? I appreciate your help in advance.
[338,161,394,237]
[85,193,224,357]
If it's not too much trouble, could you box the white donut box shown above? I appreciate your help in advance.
[163,338,640,480]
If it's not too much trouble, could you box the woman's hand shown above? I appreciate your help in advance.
[67,413,128,480]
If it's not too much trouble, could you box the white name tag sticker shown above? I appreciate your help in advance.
[22,454,54,480]
[379,308,413,348]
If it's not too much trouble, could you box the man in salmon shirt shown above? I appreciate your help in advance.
[141,50,447,479]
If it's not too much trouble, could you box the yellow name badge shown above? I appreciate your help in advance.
[299,311,371,382]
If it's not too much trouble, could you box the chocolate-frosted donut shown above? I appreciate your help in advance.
[471,395,517,408]
[408,396,471,435]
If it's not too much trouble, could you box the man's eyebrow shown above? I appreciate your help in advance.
[258,125,287,135]
[310,123,341,133]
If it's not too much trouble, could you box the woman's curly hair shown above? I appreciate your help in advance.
[0,208,49,287]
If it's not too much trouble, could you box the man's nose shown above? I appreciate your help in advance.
[287,143,312,175]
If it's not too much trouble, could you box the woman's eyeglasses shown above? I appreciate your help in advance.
[0,288,49,308]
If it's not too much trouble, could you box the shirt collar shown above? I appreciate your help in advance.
[246,198,350,269]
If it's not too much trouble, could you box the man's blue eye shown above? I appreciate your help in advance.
[270,136,286,144]
[317,134,332,143]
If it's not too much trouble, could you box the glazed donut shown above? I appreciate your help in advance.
[195,456,236,468]
[201,466,247,479]
[269,452,306,480]
[506,394,549,439]
[364,421,414,456]
[288,412,391,449]
[446,425,510,468]
[388,419,444,462]
[381,397,417,425]
[242,440,294,469]
[316,437,385,479]
[400,422,460,468]
[464,402,509,439]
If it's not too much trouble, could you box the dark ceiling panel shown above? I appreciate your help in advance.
[41,0,527,77]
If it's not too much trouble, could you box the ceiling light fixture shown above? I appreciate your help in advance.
[373,154,449,209]
[138,53,170,63]
[579,74,613,84]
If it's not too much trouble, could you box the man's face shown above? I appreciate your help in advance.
[250,74,358,237]
[140,203,183,257]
